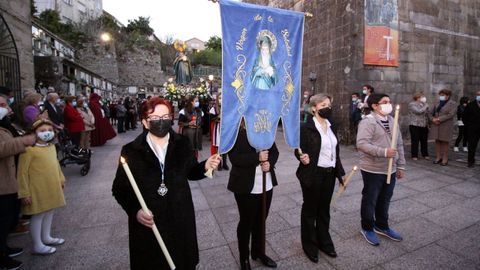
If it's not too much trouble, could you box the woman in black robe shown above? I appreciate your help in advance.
[112,97,220,270]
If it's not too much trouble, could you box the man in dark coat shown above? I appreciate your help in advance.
[44,92,64,129]
[112,97,220,270]
[463,90,480,167]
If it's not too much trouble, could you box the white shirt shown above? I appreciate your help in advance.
[146,132,169,165]
[251,165,273,194]
[313,117,337,168]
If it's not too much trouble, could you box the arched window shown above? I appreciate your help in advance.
[0,13,21,99]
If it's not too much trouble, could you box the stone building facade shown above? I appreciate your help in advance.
[0,0,35,97]
[244,0,480,142]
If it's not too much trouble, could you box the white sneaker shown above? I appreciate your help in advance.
[453,147,459,152]
[463,147,468,152]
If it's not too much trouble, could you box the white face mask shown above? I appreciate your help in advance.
[37,130,55,142]
[380,104,393,115]
[0,107,8,120]
[439,96,446,101]
[194,101,200,107]
[419,97,427,103]
[8,97,14,105]
[72,101,77,107]
[362,89,368,95]
[352,97,358,102]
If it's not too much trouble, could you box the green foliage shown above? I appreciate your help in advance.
[31,0,38,16]
[37,9,90,49]
[126,16,154,36]
[205,36,222,51]
[38,9,63,33]
[192,49,222,67]
[98,14,120,34]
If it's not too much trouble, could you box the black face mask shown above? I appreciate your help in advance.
[317,107,332,119]
[149,119,171,138]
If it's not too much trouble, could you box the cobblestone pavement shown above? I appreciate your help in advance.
[9,128,480,270]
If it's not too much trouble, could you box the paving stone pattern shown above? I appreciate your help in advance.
[9,129,480,269]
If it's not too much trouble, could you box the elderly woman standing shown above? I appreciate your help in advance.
[112,97,220,270]
[63,96,84,148]
[22,93,43,128]
[76,96,95,150]
[430,89,457,166]
[408,92,430,160]
[294,94,345,263]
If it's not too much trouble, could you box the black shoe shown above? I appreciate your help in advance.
[467,163,474,168]
[0,256,23,270]
[433,159,443,164]
[251,254,277,268]
[240,259,251,270]
[319,247,337,258]
[7,247,23,258]
[303,249,318,263]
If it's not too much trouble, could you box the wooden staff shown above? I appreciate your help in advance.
[387,105,400,184]
[331,165,358,207]
[120,157,176,270]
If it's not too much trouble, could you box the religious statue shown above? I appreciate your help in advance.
[251,32,277,90]
[173,40,193,85]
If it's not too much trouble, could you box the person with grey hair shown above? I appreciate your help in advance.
[44,92,63,130]
[294,93,345,263]
[76,95,95,150]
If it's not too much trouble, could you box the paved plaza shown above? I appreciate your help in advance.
[9,128,480,270]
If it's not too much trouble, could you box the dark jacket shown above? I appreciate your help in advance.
[44,101,63,126]
[294,118,345,188]
[463,101,480,131]
[112,130,207,270]
[227,128,279,194]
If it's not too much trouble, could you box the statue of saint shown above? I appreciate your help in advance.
[251,33,277,90]
[173,40,193,85]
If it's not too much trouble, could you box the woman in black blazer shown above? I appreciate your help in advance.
[294,93,345,263]
[228,123,279,270]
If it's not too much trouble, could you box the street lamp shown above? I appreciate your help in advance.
[208,75,214,95]
[309,72,317,94]
[100,32,111,42]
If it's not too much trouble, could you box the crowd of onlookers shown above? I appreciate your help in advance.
[346,85,480,168]
[0,85,147,270]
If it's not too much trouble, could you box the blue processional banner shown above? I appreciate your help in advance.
[219,0,304,154]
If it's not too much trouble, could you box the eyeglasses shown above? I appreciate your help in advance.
[147,114,172,121]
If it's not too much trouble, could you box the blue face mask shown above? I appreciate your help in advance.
[194,101,200,108]
[72,101,77,107]
[476,96,480,102]
[8,97,14,105]
[439,96,446,101]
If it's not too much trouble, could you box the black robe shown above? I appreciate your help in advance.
[112,130,207,270]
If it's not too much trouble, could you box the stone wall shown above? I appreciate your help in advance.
[77,41,120,84]
[116,45,166,91]
[0,0,35,93]
[244,0,480,142]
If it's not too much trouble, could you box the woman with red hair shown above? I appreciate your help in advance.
[89,93,116,146]
[112,97,221,270]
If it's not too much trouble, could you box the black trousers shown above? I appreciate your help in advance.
[409,125,429,158]
[455,126,468,147]
[117,117,125,133]
[234,190,273,261]
[70,132,81,148]
[0,194,19,256]
[467,128,480,165]
[300,168,336,255]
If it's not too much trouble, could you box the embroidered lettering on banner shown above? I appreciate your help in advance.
[236,28,247,51]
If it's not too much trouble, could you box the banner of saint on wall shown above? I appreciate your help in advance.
[219,0,304,154]
[364,0,399,66]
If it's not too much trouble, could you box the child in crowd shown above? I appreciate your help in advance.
[17,119,66,255]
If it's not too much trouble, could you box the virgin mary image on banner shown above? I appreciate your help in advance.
[250,31,278,90]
